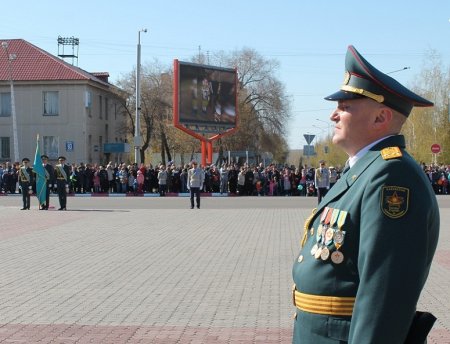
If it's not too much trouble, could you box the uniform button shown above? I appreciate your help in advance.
[297,255,304,263]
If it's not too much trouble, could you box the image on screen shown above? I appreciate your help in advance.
[178,61,237,131]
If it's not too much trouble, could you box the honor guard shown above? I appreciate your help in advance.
[291,46,439,343]
[19,158,34,210]
[55,156,71,210]
[40,155,55,210]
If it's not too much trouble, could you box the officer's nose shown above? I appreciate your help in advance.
[330,108,339,122]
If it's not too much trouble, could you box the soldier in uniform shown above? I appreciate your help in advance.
[18,158,34,210]
[40,155,55,210]
[292,46,440,343]
[55,156,71,210]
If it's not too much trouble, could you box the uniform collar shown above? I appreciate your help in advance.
[349,135,397,168]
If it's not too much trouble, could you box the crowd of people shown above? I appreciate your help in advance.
[1,159,450,196]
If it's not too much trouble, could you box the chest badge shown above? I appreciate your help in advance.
[381,186,409,218]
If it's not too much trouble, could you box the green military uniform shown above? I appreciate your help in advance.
[55,156,71,210]
[19,158,34,210]
[292,46,439,344]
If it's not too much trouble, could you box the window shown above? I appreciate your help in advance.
[0,137,10,159]
[0,93,11,117]
[85,91,92,117]
[43,136,59,159]
[105,97,109,120]
[43,91,59,116]
[99,95,103,119]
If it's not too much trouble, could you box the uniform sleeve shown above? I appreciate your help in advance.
[348,161,436,343]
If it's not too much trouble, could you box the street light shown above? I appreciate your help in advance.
[316,118,331,136]
[1,41,19,163]
[386,67,410,75]
[134,28,147,165]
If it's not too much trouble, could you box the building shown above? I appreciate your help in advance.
[0,39,128,164]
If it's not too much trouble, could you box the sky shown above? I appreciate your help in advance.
[1,0,450,149]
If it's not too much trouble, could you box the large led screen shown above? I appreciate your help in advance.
[175,61,237,134]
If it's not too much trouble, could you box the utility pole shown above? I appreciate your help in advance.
[134,29,147,165]
[1,41,19,162]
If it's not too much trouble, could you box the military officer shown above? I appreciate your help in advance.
[55,156,71,210]
[40,154,55,210]
[292,46,440,344]
[18,158,34,210]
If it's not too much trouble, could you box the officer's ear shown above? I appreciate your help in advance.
[373,105,393,130]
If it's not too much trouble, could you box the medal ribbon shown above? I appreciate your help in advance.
[320,207,330,223]
[330,208,340,228]
[324,208,333,226]
[337,210,348,230]
[335,210,348,250]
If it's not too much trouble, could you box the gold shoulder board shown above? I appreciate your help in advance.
[381,147,402,160]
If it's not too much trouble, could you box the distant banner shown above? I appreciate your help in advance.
[33,135,47,206]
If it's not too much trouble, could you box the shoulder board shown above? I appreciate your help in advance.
[381,147,402,160]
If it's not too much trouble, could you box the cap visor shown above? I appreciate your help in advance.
[324,90,365,101]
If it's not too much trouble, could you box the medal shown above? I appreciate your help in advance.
[331,251,344,264]
[316,224,323,241]
[311,244,318,256]
[297,254,304,263]
[320,247,330,261]
[333,230,345,244]
[325,228,334,242]
[314,246,323,259]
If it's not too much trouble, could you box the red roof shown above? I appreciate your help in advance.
[0,39,109,84]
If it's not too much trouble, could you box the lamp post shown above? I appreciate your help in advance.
[1,41,19,163]
[134,29,147,165]
[315,118,331,135]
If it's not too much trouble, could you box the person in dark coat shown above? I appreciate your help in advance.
[55,156,71,210]
[18,158,34,210]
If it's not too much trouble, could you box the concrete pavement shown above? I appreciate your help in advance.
[0,196,448,343]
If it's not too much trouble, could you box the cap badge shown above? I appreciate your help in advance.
[343,71,351,85]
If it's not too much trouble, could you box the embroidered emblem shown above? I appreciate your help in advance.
[381,186,409,218]
[381,147,402,160]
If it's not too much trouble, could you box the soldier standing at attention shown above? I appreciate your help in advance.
[292,46,440,343]
[19,158,33,210]
[40,154,55,210]
[55,156,71,210]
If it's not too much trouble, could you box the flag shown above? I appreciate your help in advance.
[33,135,47,206]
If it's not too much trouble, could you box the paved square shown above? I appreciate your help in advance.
[0,196,448,343]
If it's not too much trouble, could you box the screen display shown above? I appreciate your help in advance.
[177,61,237,133]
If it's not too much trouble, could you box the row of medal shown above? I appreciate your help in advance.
[310,207,347,264]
